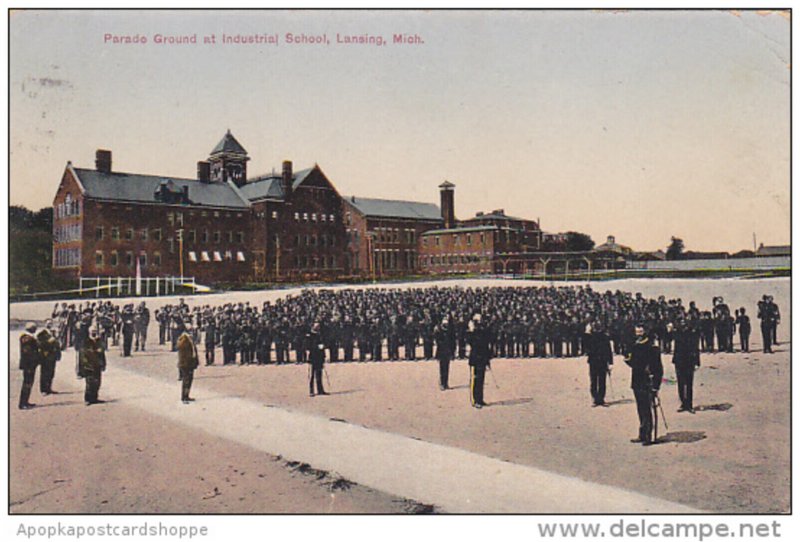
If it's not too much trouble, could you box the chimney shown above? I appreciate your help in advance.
[282,160,293,198]
[95,149,112,173]
[439,180,455,229]
[197,161,210,183]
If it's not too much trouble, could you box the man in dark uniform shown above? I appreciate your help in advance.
[624,325,663,445]
[120,304,135,357]
[434,317,455,390]
[467,314,491,409]
[768,296,780,346]
[757,296,775,354]
[307,322,328,396]
[585,323,613,407]
[735,308,751,353]
[177,323,199,404]
[79,327,107,405]
[19,322,41,410]
[37,320,62,396]
[672,319,700,413]
[134,301,150,351]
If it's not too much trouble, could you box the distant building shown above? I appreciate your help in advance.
[755,244,790,257]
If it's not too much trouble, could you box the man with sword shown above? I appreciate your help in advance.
[624,325,664,446]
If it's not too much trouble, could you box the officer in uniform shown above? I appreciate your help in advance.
[307,322,328,396]
[757,295,775,354]
[134,301,150,351]
[177,323,199,404]
[434,317,455,390]
[120,304,135,357]
[37,320,62,395]
[585,323,613,407]
[467,314,491,409]
[19,322,41,410]
[624,325,663,445]
[672,319,700,413]
[79,327,107,405]
[735,308,751,353]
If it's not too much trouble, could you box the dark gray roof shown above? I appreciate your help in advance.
[346,196,442,221]
[422,225,500,236]
[465,211,526,222]
[73,168,250,209]
[239,168,314,201]
[210,130,248,156]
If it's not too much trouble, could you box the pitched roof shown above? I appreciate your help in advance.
[210,130,248,156]
[73,168,250,209]
[345,196,442,221]
[756,245,790,257]
[422,225,502,236]
[465,211,526,222]
[238,168,314,201]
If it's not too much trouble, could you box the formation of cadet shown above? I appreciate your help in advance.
[51,300,150,355]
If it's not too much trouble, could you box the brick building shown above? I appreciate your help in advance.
[343,196,442,278]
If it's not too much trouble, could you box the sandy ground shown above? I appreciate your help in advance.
[8,278,790,514]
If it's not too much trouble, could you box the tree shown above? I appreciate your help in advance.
[564,231,595,252]
[9,205,63,295]
[666,237,685,260]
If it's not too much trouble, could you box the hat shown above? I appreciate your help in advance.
[25,322,37,333]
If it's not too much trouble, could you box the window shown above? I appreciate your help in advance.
[214,211,220,218]
[331,256,336,268]
[305,234,311,246]
[435,236,440,246]
[201,251,210,262]
[95,251,104,267]
[272,211,278,220]
[153,228,162,241]
[95,226,104,241]
[111,227,120,240]
[329,214,335,222]
[225,250,232,260]
[321,235,327,248]
[168,237,174,254]
[213,251,222,262]
[153,252,161,267]
[110,251,118,267]
[346,212,351,225]
[140,228,148,241]
[139,253,147,267]
[321,214,327,223]
[237,251,246,262]
[467,234,472,245]
[213,231,221,243]
[125,228,134,241]
[227,231,234,243]
[188,251,197,262]
[237,231,244,244]
[294,212,300,221]
[188,230,196,243]
[295,235,301,247]
[125,251,134,267]
[201,230,208,243]
[167,212,174,226]
[176,212,184,227]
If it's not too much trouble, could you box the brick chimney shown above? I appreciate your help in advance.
[439,180,455,229]
[197,161,210,183]
[95,149,112,173]
[282,160,293,198]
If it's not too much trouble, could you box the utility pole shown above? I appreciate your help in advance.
[177,228,184,282]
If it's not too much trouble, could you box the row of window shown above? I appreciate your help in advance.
[56,194,80,219]
[166,210,244,225]
[294,233,337,248]
[422,232,490,248]
[370,227,417,245]
[54,247,81,268]
[293,254,338,270]
[187,251,246,263]
[54,223,82,244]
[95,226,245,245]
[422,254,486,266]
[371,250,417,271]
[95,251,161,269]
[293,211,336,223]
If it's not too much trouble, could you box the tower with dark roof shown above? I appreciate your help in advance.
[208,130,250,187]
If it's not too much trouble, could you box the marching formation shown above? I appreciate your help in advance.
[17,286,781,446]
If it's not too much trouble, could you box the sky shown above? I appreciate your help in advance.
[8,9,790,252]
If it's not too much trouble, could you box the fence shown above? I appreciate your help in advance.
[78,276,205,297]
[627,256,790,271]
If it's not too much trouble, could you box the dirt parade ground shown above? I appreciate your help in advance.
[8,278,790,514]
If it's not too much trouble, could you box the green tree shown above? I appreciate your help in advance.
[564,231,595,252]
[666,237,685,260]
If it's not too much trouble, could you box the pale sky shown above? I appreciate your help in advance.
[9,9,790,252]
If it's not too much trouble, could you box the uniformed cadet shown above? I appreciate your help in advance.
[585,323,613,407]
[624,325,663,446]
[672,319,700,413]
[434,317,456,390]
[19,323,41,410]
[37,320,62,395]
[467,314,491,409]
[757,296,775,354]
[120,304,135,357]
[307,322,328,396]
[79,327,107,405]
[735,308,751,353]
[134,301,150,351]
[177,323,199,404]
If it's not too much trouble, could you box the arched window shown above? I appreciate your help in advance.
[64,193,72,216]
